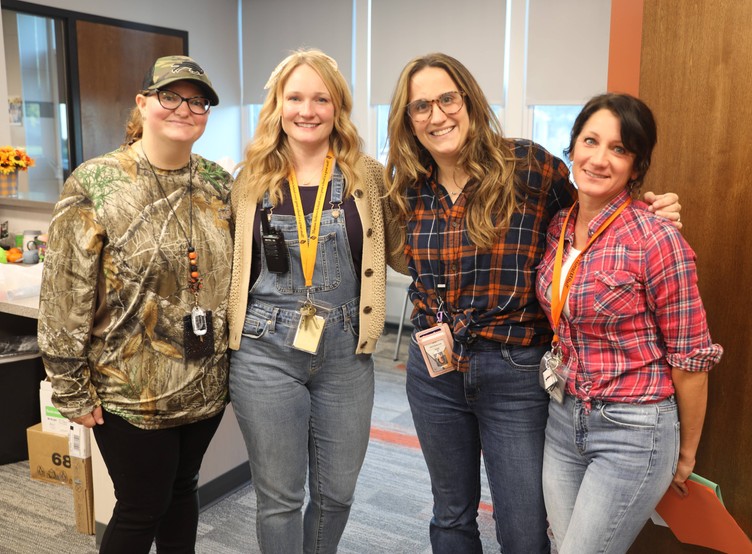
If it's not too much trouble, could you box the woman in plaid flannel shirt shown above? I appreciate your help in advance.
[536,93,722,553]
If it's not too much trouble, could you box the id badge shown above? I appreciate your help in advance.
[416,323,455,378]
[292,312,326,354]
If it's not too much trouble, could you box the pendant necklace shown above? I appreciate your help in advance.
[142,149,208,337]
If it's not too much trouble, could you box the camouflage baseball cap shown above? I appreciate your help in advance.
[142,55,219,106]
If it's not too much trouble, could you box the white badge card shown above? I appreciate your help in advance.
[289,300,331,354]
[415,323,455,377]
[292,312,326,354]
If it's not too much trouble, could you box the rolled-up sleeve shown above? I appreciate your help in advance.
[645,224,723,372]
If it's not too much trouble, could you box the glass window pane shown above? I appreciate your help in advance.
[246,104,263,142]
[375,105,389,165]
[3,9,70,202]
[531,105,582,163]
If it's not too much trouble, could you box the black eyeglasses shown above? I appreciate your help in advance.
[148,89,211,115]
[406,91,465,122]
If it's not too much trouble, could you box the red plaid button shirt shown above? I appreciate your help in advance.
[536,189,723,404]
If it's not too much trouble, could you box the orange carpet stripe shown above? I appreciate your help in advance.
[369,426,493,514]
[369,427,421,449]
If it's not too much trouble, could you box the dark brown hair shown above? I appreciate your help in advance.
[566,93,657,189]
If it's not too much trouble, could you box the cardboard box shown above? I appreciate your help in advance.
[26,423,95,534]
[39,380,69,436]
[26,423,72,487]
[71,456,95,534]
[68,421,94,533]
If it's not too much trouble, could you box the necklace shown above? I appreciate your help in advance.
[438,167,467,197]
[142,149,202,297]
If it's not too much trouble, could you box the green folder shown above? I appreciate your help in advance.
[689,473,723,505]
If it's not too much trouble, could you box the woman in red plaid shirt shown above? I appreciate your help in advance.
[385,53,682,554]
[536,93,722,553]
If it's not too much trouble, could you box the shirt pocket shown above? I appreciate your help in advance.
[593,270,644,318]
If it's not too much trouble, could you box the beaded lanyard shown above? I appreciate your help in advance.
[143,150,207,335]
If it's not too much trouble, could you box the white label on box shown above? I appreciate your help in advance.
[40,380,69,435]
[68,422,91,458]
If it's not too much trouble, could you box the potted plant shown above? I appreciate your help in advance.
[0,146,35,198]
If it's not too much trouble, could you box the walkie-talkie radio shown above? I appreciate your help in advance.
[260,207,289,274]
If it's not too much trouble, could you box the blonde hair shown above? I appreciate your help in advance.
[385,53,538,250]
[237,49,363,204]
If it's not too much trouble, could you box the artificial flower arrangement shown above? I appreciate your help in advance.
[0,146,35,175]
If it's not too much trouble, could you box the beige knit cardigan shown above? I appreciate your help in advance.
[227,154,408,353]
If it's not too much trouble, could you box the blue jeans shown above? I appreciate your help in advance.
[543,394,679,554]
[406,338,550,554]
[229,300,374,554]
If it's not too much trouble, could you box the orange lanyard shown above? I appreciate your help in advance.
[550,198,632,344]
[288,151,335,287]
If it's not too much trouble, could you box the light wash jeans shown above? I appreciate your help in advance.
[543,394,679,554]
[229,299,373,554]
[406,338,551,554]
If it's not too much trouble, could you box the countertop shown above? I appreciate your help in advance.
[0,294,39,319]
[0,262,42,319]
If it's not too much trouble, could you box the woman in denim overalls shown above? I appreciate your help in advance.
[227,50,406,554]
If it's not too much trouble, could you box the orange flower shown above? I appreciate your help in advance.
[0,146,35,174]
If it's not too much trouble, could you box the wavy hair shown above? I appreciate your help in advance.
[237,49,363,204]
[385,52,535,250]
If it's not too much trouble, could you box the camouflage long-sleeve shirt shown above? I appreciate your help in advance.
[38,145,233,429]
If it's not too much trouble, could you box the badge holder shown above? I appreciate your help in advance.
[287,296,331,354]
[416,322,455,377]
[183,308,214,360]
[415,287,456,377]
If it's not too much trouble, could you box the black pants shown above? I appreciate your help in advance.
[93,408,224,554]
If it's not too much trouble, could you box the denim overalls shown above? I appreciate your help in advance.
[229,165,374,554]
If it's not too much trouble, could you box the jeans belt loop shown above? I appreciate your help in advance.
[342,304,350,331]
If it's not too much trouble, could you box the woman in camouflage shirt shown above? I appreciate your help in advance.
[38,55,233,553]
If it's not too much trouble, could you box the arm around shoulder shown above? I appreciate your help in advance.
[360,155,409,275]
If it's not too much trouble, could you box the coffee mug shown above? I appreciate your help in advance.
[22,249,39,264]
[22,229,42,252]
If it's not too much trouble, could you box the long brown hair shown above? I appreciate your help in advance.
[236,49,363,205]
[385,53,534,250]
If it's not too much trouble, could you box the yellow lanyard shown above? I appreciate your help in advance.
[550,198,632,344]
[288,151,335,287]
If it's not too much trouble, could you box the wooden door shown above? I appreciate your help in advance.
[630,0,752,551]
[76,21,185,161]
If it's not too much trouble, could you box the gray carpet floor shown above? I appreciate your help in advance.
[0,328,499,553]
